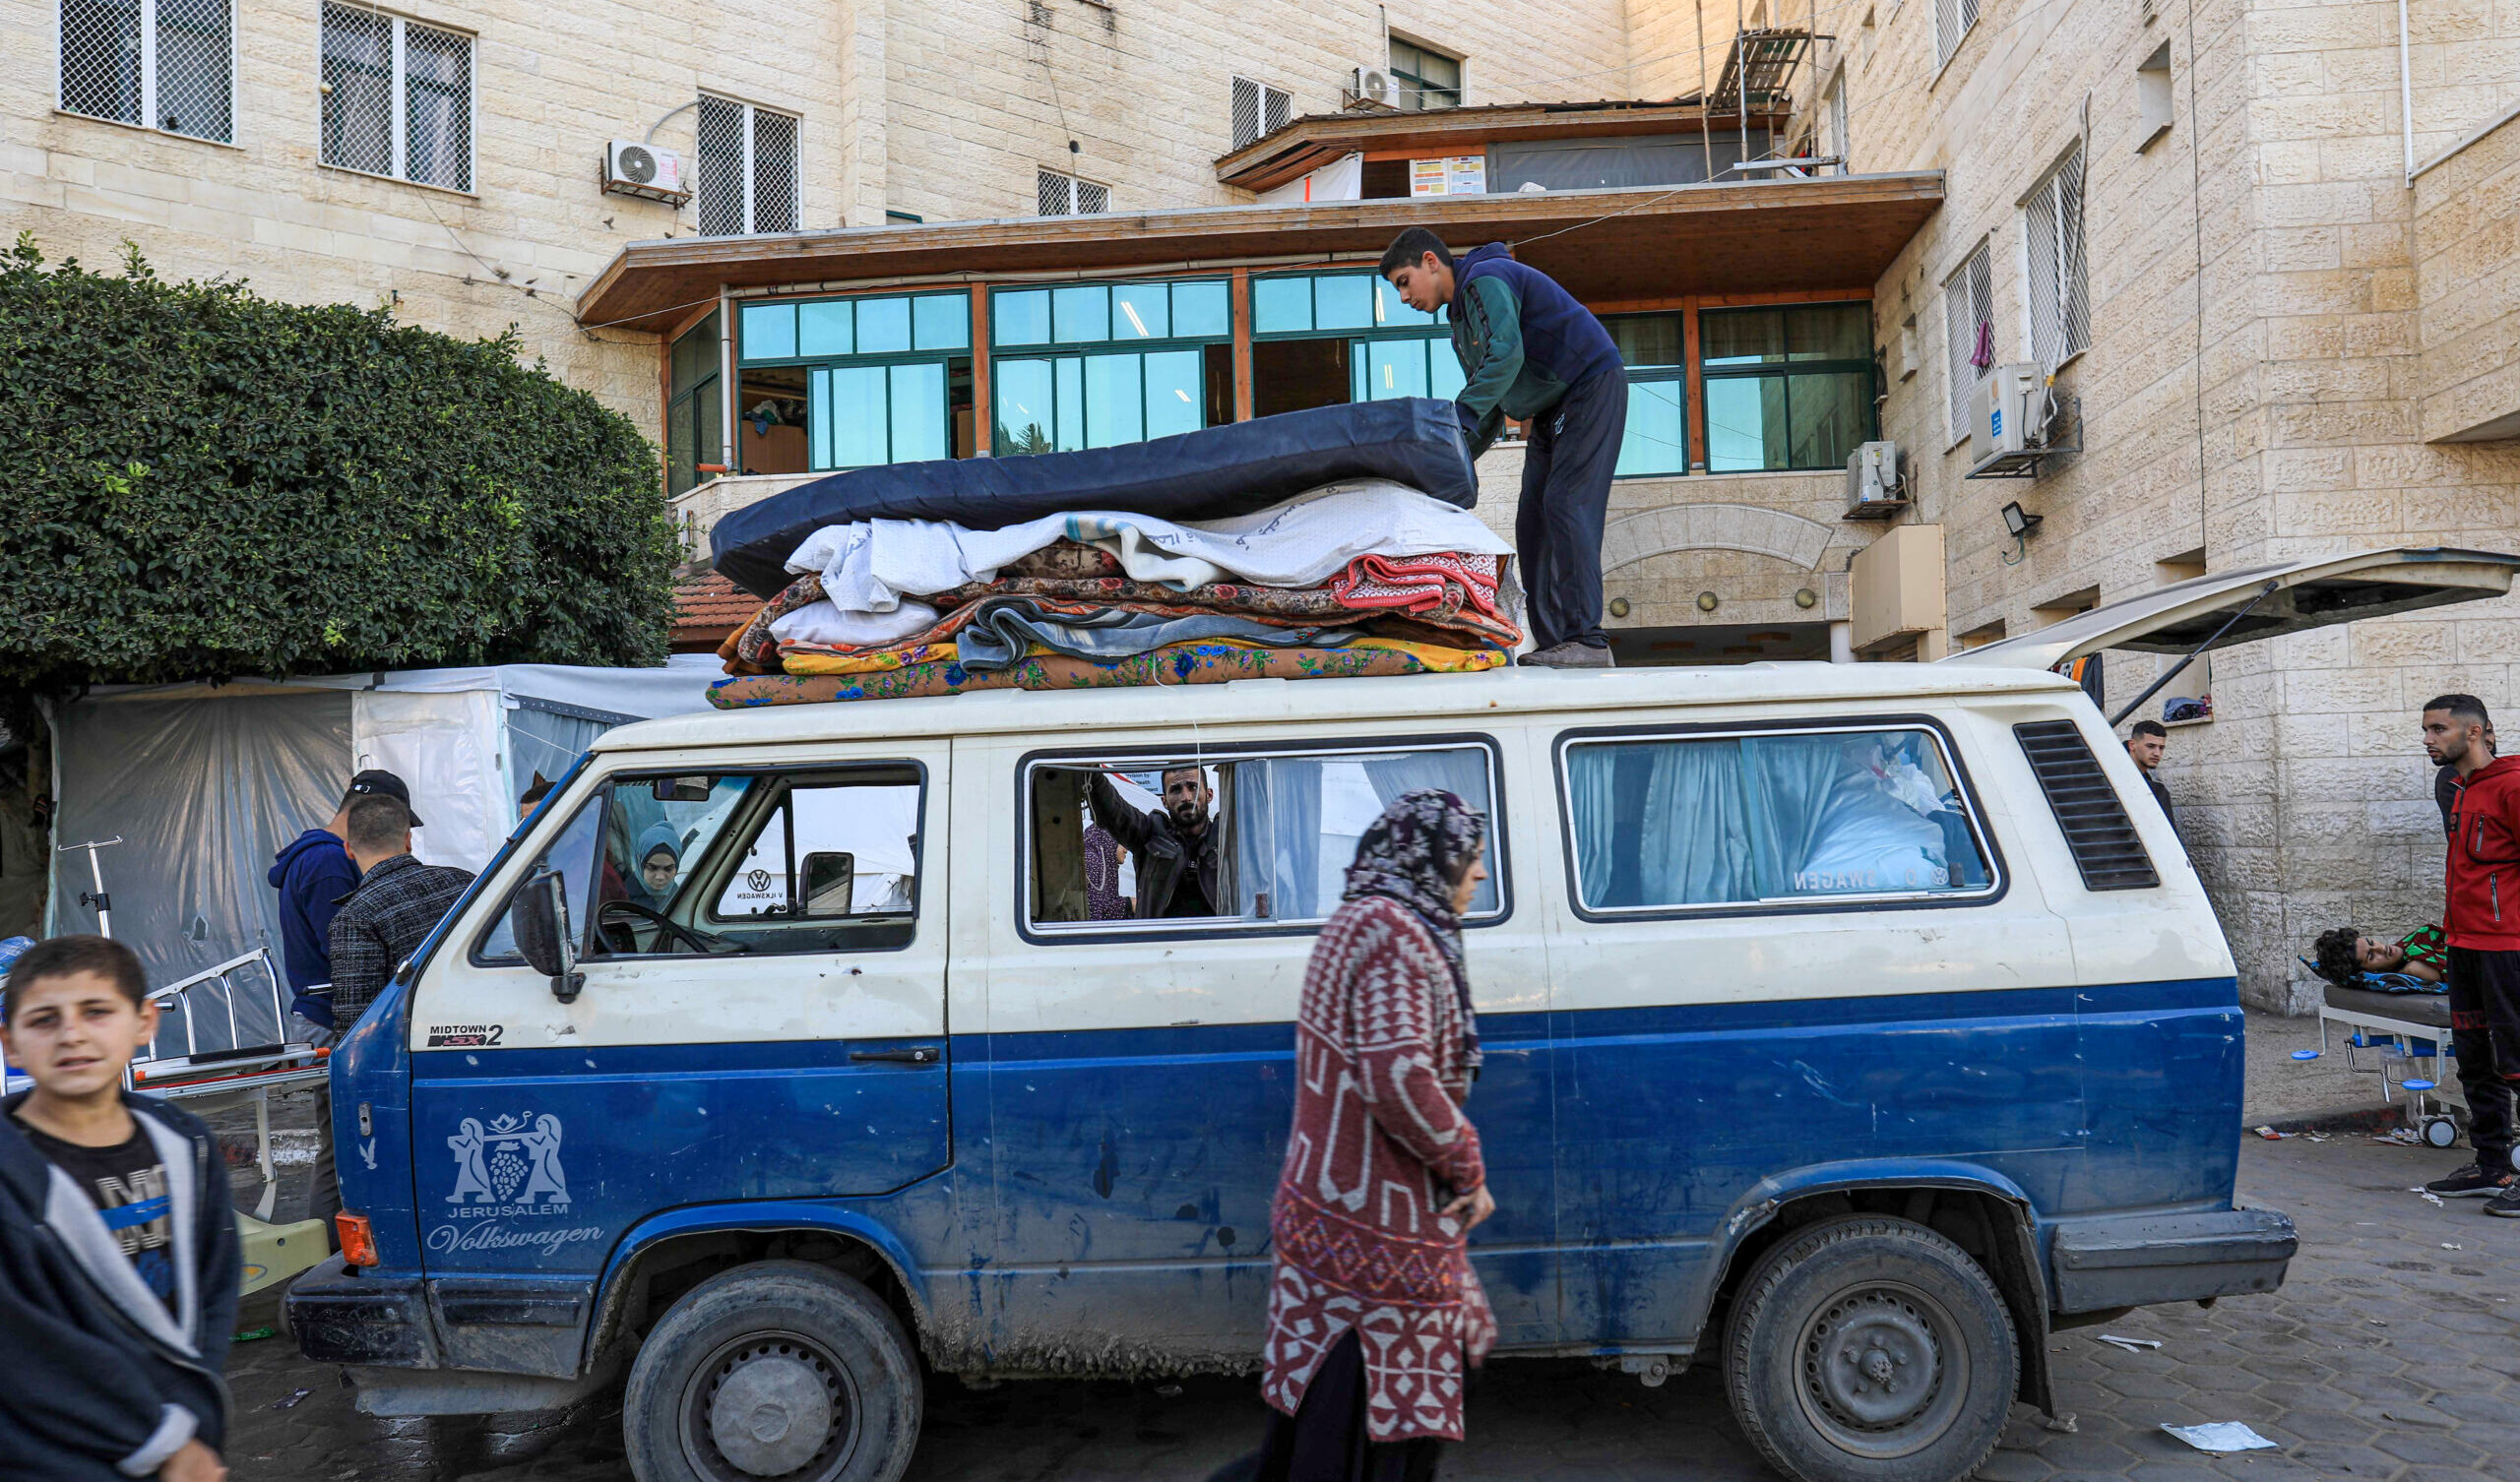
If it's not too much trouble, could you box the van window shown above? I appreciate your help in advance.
[1025,743,1502,929]
[477,790,608,963]
[1561,726,1995,913]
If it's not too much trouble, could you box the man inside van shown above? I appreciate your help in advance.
[2426,693,2520,1211]
[2125,720,2178,840]
[1084,767,1223,920]
[1381,228,1627,669]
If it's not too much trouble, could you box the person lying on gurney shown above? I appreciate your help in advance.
[2312,923,2445,989]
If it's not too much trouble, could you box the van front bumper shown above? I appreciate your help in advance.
[2048,1205,2299,1313]
[286,1256,438,1368]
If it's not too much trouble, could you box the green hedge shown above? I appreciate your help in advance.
[0,238,679,689]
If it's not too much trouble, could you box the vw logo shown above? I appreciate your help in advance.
[747,868,773,893]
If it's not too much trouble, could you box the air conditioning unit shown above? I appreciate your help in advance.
[1347,66,1401,109]
[1973,362,2046,463]
[1845,440,1905,518]
[601,139,689,204]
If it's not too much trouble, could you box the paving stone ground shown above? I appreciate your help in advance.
[215,1126,2520,1481]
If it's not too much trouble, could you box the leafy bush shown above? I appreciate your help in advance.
[0,238,679,690]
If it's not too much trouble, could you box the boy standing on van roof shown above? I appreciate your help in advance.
[1381,229,1627,670]
[2426,693,2520,1212]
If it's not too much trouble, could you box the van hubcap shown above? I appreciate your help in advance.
[1796,1283,1968,1459]
[686,1332,856,1481]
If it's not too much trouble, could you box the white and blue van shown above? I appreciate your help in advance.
[287,548,2517,1482]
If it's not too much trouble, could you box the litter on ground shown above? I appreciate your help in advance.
[2162,1421,2279,1453]
[2096,1334,2163,1352]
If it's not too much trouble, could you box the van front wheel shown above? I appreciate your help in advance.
[1723,1216,2017,1482]
[623,1260,922,1482]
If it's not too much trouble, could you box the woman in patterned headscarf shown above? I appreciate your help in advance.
[1239,787,1496,1482]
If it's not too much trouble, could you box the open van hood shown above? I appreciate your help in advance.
[1942,547,2520,670]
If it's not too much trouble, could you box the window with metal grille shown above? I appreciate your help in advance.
[1932,0,1980,69]
[319,5,472,191]
[695,95,800,236]
[1230,76,1292,150]
[1943,240,1993,445]
[2013,720,2160,892]
[2023,146,2090,369]
[60,0,233,143]
[1036,169,1107,216]
[1388,39,1461,110]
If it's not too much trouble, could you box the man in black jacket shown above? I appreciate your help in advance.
[1,935,239,1482]
[1084,767,1227,920]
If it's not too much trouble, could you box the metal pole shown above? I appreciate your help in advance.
[55,837,123,939]
[2397,0,2417,184]
[1698,0,1714,184]
[2108,583,2279,727]
[1737,0,1750,169]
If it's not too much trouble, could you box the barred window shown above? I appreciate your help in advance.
[1942,240,1993,445]
[59,0,234,144]
[695,95,801,237]
[1932,0,1980,69]
[1036,169,1107,216]
[319,5,472,192]
[1230,75,1292,150]
[2023,146,2090,368]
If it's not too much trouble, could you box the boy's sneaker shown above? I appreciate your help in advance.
[2488,1183,2520,1217]
[2424,1162,2514,1197]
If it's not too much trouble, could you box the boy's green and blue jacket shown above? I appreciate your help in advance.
[1447,242,1624,456]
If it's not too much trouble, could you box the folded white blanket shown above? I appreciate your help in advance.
[770,598,940,649]
[785,480,1512,616]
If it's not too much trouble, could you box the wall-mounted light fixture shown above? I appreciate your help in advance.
[1794,587,1819,609]
[1696,590,1720,613]
[1999,501,2045,566]
[1607,596,1631,618]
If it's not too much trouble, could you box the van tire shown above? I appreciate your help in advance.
[1722,1216,2016,1482]
[621,1260,922,1482]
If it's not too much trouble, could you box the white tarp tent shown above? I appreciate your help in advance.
[46,657,722,991]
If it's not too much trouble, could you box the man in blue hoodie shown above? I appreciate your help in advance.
[1382,228,1627,668]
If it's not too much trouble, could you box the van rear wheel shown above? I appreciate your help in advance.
[1723,1216,2016,1482]
[623,1260,922,1482]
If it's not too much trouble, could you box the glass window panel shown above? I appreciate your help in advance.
[1787,371,1869,469]
[913,294,970,351]
[1789,303,1871,362]
[889,362,947,463]
[740,302,796,361]
[1374,278,1435,327]
[1314,274,1374,331]
[1253,277,1313,333]
[1083,352,1144,448]
[1360,340,1430,401]
[1112,283,1169,340]
[697,381,724,481]
[856,296,911,354]
[797,300,852,357]
[480,790,608,960]
[808,367,830,469]
[1704,377,1790,472]
[1172,280,1230,339]
[825,364,888,467]
[994,359,1057,456]
[1053,284,1110,343]
[1146,350,1204,439]
[1618,378,1688,476]
[1607,313,1683,369]
[1054,356,1086,451]
[994,289,1052,347]
[1430,344,1466,401]
[1702,308,1788,366]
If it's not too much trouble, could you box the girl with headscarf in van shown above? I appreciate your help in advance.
[631,823,683,912]
[1237,788,1496,1482]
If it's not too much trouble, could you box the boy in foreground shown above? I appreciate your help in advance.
[0,936,238,1480]
[1382,227,1628,668]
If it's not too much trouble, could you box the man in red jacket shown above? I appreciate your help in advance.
[2428,692,2520,1214]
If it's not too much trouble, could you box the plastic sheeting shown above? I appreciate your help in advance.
[1489,131,1774,192]
[48,657,723,992]
[713,399,1480,597]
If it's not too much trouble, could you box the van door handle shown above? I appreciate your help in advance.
[849,1046,942,1065]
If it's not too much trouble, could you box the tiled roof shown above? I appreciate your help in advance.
[671,568,760,648]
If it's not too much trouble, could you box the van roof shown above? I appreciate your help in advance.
[593,661,2083,754]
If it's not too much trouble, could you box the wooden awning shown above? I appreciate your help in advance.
[576,172,1943,335]
[1213,99,1788,193]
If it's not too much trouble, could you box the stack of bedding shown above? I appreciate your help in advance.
[710,480,1520,709]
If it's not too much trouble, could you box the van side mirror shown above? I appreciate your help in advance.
[801,851,854,915]
[511,869,584,1003]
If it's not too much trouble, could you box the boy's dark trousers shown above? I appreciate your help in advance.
[2447,946,2519,1171]
[1515,365,1628,652]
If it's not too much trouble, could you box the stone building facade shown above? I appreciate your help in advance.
[1796,0,2520,1009]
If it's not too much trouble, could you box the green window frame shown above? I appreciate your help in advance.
[735,293,972,471]
[1388,39,1462,110]
[1699,302,1878,473]
[1251,271,1462,407]
[1604,312,1688,478]
[666,309,722,496]
[989,279,1230,454]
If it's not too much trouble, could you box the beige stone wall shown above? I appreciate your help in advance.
[2414,111,2520,442]
[1842,0,2520,1010]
